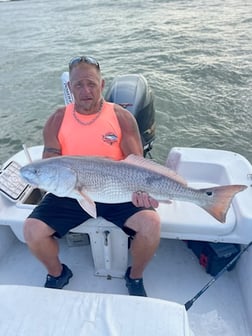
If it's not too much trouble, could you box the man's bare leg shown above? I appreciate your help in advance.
[124,209,160,298]
[24,218,63,276]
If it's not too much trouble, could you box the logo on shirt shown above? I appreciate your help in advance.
[103,132,118,145]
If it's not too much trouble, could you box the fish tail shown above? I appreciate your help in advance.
[199,184,247,223]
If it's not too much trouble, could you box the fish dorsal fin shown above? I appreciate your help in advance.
[123,154,187,186]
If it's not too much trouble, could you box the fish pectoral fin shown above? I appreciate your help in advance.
[77,189,97,218]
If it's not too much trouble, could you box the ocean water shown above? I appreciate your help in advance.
[0,0,251,165]
[0,1,252,335]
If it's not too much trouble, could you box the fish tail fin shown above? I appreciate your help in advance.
[200,184,247,223]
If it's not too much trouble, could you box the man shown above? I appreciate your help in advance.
[24,56,160,296]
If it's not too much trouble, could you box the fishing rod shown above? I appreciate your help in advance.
[184,241,252,311]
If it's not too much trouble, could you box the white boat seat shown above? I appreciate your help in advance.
[158,186,236,239]
[161,147,252,244]
[0,285,192,336]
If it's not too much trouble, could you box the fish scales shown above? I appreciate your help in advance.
[73,157,185,203]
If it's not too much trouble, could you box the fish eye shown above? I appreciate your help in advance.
[32,168,40,175]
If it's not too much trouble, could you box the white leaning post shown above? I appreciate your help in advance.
[70,218,129,278]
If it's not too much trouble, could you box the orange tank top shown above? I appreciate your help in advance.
[58,102,124,160]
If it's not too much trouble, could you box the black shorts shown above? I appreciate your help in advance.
[28,193,155,238]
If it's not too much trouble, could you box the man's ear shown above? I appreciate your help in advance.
[68,81,72,93]
[101,79,105,91]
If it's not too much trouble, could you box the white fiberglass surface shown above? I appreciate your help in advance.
[0,235,250,336]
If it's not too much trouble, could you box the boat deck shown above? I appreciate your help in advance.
[0,234,250,336]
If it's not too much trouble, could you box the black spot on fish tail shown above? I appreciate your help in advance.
[200,184,247,223]
[206,191,213,196]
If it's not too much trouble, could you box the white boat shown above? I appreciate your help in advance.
[0,74,251,336]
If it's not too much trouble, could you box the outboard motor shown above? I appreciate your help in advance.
[104,74,156,157]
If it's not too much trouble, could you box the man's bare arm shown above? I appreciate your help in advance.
[42,107,65,158]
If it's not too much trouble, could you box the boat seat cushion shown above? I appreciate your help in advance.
[0,285,192,336]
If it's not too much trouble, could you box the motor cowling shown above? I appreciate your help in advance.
[104,74,155,157]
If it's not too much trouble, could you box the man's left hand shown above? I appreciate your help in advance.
[132,191,159,208]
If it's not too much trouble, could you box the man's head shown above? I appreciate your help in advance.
[68,56,105,113]
[68,56,100,74]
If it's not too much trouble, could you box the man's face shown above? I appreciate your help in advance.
[69,63,104,112]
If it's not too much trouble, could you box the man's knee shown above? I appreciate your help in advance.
[23,218,54,244]
[125,210,161,237]
[142,213,160,238]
